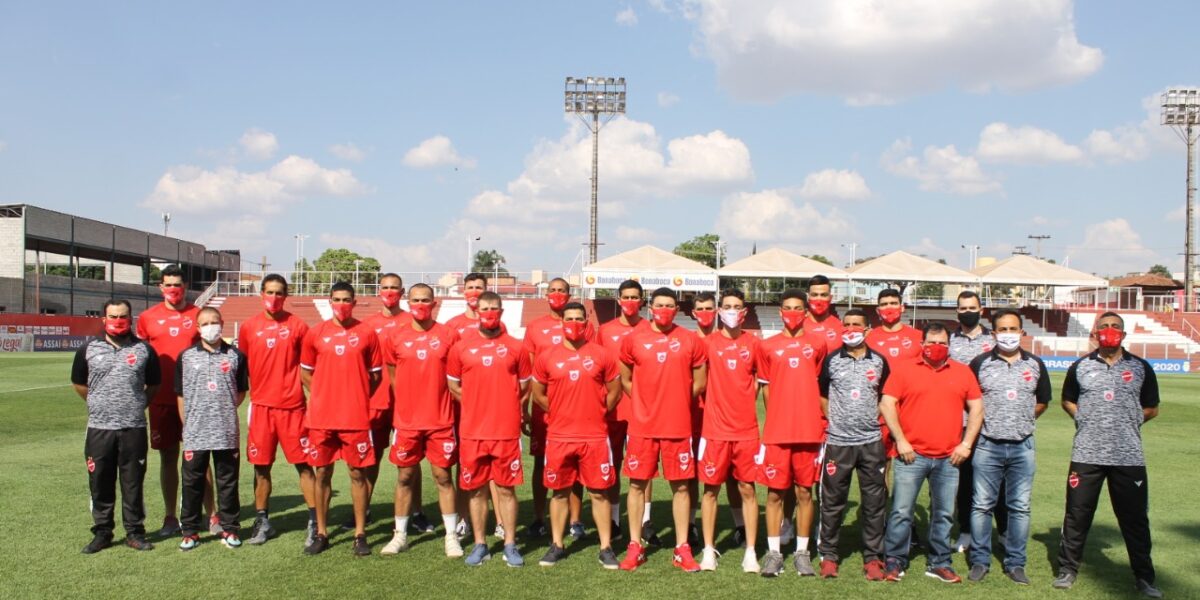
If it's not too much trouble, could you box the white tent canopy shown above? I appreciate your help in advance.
[847,250,977,283]
[718,248,847,279]
[582,245,717,291]
[971,255,1105,287]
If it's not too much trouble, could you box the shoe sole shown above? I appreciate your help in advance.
[925,572,962,583]
[600,561,620,570]
[466,554,491,567]
[761,570,782,578]
[504,558,524,567]
[380,546,409,555]
[538,560,559,567]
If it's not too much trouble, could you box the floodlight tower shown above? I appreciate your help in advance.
[565,76,626,264]
[1161,88,1200,311]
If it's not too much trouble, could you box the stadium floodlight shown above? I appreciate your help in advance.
[565,75,626,264]
[1161,88,1200,311]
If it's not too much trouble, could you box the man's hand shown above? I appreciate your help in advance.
[521,409,532,436]
[896,440,915,464]
[950,443,972,466]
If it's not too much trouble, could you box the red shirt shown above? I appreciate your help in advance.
[866,324,923,365]
[362,311,412,411]
[237,311,310,410]
[598,317,648,421]
[382,322,459,431]
[136,303,201,406]
[807,314,844,354]
[446,333,531,440]
[756,330,828,444]
[702,332,760,441]
[445,312,480,337]
[882,358,982,458]
[619,325,706,439]
[533,343,618,442]
[300,319,383,430]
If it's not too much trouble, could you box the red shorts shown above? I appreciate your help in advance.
[622,436,695,481]
[696,437,759,485]
[459,438,523,490]
[391,427,457,469]
[149,403,183,450]
[369,408,392,452]
[544,439,615,490]
[307,429,376,469]
[606,419,628,477]
[247,404,310,466]
[757,443,822,489]
[529,406,548,456]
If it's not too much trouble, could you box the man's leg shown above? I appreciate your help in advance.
[969,438,1004,570]
[213,449,241,534]
[1108,465,1155,584]
[549,487,570,548]
[955,437,975,546]
[496,485,519,546]
[411,463,425,517]
[590,488,613,549]
[296,464,317,516]
[701,483,721,549]
[86,428,118,536]
[1001,437,1035,573]
[348,466,369,537]
[159,444,180,522]
[857,441,888,565]
[670,478,693,550]
[313,465,334,536]
[253,465,274,513]
[818,444,855,564]
[469,486,489,546]
[532,457,549,530]
[1056,462,1105,577]
[394,465,418,531]
[883,457,926,569]
[569,482,585,533]
[738,481,758,550]
[431,464,457,525]
[926,457,959,570]
[179,450,208,537]
[626,479,647,543]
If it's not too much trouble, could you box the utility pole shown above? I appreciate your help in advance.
[1027,234,1051,259]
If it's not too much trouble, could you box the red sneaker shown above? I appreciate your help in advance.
[864,559,886,581]
[673,543,701,573]
[884,559,905,582]
[619,541,646,571]
[925,566,962,584]
[819,559,838,578]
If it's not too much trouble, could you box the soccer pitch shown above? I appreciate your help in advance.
[2,353,1197,599]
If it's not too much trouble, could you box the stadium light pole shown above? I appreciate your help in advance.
[466,235,480,276]
[842,242,858,309]
[1162,88,1200,312]
[565,76,626,265]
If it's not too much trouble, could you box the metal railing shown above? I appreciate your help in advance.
[210,270,557,298]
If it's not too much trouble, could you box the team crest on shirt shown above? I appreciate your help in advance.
[184,451,194,461]
[348,333,360,347]
[727,359,738,370]
[266,338,276,349]
[169,327,180,337]
[569,370,580,381]
[482,356,493,367]
[802,345,814,359]
[279,327,290,339]
[334,345,345,356]
[900,338,912,348]
[788,357,800,369]
[182,318,193,329]
[627,456,639,470]
[430,337,440,349]
[826,330,837,339]
[496,345,508,357]
[826,460,837,477]
[656,352,667,363]
[551,336,562,345]
[1006,389,1017,400]
[764,466,778,480]
[668,339,681,353]
[739,348,751,361]
[546,471,556,483]
[220,360,231,373]
[207,381,218,391]
[416,349,427,360]
[443,441,455,454]
[125,352,137,366]
[1121,370,1134,383]
[86,457,95,473]
[510,459,521,472]
[1068,472,1080,489]
[1022,370,1033,382]
[850,389,861,400]
[357,442,369,455]
[582,357,594,371]
[1103,390,1115,401]
[249,445,258,458]
[889,348,899,357]
[678,452,690,465]
[865,368,877,382]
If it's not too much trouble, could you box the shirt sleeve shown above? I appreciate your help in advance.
[969,353,986,380]
[235,349,250,393]
[173,349,185,396]
[70,344,89,386]
[365,330,383,373]
[1061,360,1080,403]
[817,353,833,397]
[881,363,903,398]
[135,313,148,340]
[603,349,620,382]
[619,334,635,367]
[964,370,983,399]
[300,328,317,371]
[690,335,706,368]
[446,343,463,381]
[533,352,550,384]
[144,345,162,387]
[1033,357,1051,405]
[1137,358,1161,409]
[521,333,537,359]
[517,341,533,382]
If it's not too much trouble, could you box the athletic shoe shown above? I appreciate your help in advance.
[380,530,409,555]
[538,544,566,567]
[955,532,970,554]
[220,532,242,549]
[733,526,746,548]
[760,550,785,578]
[524,520,547,539]
[1005,567,1030,585]
[611,521,624,542]
[884,558,906,582]
[820,558,838,578]
[688,523,702,548]
[179,534,200,551]
[82,532,113,554]
[409,512,435,534]
[793,550,816,576]
[455,519,470,541]
[925,566,962,583]
[502,543,524,567]
[619,541,647,571]
[569,521,586,541]
[641,521,661,546]
[125,534,154,551]
[247,516,274,545]
[742,549,760,573]
[968,564,988,582]
[1135,579,1164,599]
[864,559,886,581]
[673,543,701,573]
[700,546,719,571]
[1052,570,1076,590]
[156,516,181,538]
[444,534,464,558]
[779,520,795,547]
[303,533,330,555]
[465,543,490,566]
[303,520,316,549]
[598,547,620,570]
[208,515,222,536]
[493,524,506,539]
[352,534,371,557]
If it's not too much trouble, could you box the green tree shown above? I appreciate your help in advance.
[299,248,382,295]
[912,258,947,300]
[674,233,724,269]
[1149,264,1173,278]
[472,249,510,276]
[804,254,834,266]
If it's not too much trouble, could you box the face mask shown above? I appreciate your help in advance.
[331,302,354,322]
[409,302,434,322]
[780,309,806,331]
[200,324,223,344]
[995,332,1021,352]
[479,309,503,330]
[379,289,402,309]
[619,299,641,317]
[105,317,130,337]
[563,320,590,342]
[1096,327,1123,349]
[262,294,285,313]
[922,343,949,363]
[719,308,745,329]
[694,310,716,329]
[957,310,981,329]
[464,289,482,309]
[878,305,902,324]
[547,292,569,311]
[807,298,830,317]
[162,287,184,305]
[651,307,677,328]
[842,326,865,347]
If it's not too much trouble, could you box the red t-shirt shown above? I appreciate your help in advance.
[533,343,618,442]
[866,324,923,365]
[445,312,480,337]
[619,325,706,439]
[882,358,982,458]
[382,322,459,431]
[137,303,201,406]
[598,317,648,421]
[362,311,412,411]
[446,333,531,440]
[701,332,760,441]
[756,330,828,444]
[300,319,383,430]
[807,314,844,354]
[237,311,310,410]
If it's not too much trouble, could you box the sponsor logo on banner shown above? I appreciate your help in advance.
[334,345,345,356]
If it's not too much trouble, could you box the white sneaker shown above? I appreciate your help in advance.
[380,530,409,555]
[956,532,971,553]
[493,524,506,539]
[700,547,719,571]
[444,534,464,558]
[455,519,470,541]
[780,519,795,547]
[742,549,761,573]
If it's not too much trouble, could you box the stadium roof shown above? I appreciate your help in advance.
[584,245,714,273]
[847,250,977,283]
[718,247,847,279]
[972,255,1106,287]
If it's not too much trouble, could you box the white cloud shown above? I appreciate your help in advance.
[1066,218,1157,275]
[795,168,871,200]
[976,122,1085,164]
[239,128,279,161]
[402,135,477,169]
[715,189,854,244]
[616,6,638,26]
[320,233,439,271]
[1165,204,1185,223]
[882,138,1002,195]
[329,142,367,162]
[1083,127,1149,163]
[657,91,680,108]
[144,155,367,214]
[678,0,1102,103]
[615,226,660,242]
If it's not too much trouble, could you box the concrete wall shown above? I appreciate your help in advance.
[0,213,25,278]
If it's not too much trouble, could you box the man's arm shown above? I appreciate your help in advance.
[300,368,313,394]
[691,364,707,399]
[447,377,463,401]
[620,362,634,397]
[951,397,983,466]
[530,379,550,412]
[1061,361,1080,418]
[367,369,382,396]
[70,346,90,400]
[879,394,913,463]
[176,394,186,425]
[73,384,89,400]
[605,377,621,411]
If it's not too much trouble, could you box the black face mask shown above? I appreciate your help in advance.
[958,311,981,329]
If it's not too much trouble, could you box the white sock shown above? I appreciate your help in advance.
[395,516,409,533]
[610,503,620,524]
[442,513,458,534]
[730,508,745,528]
[767,536,781,552]
[797,536,809,553]
[643,502,652,523]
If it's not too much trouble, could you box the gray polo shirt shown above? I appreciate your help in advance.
[969,349,1051,441]
[174,342,248,451]
[818,346,890,446]
[71,336,160,430]
[950,325,993,365]
[1062,351,1159,467]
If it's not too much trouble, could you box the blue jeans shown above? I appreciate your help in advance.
[969,435,1035,570]
[884,453,959,569]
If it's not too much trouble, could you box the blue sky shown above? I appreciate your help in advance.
[1,1,1197,278]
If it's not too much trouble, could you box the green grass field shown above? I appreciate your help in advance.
[2,352,1197,599]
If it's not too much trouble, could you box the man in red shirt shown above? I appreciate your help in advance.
[238,274,317,547]
[806,275,844,354]
[879,323,983,584]
[697,288,761,573]
[299,282,383,556]
[135,265,213,537]
[530,301,622,568]
[445,272,487,336]
[447,291,532,567]
[379,283,463,558]
[597,279,647,541]
[618,287,707,572]
[866,289,922,364]
[756,289,828,578]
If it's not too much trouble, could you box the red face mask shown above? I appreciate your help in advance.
[807,298,830,317]
[781,309,806,331]
[878,305,902,324]
[547,292,569,311]
[1096,327,1123,349]
[563,320,590,342]
[263,294,284,314]
[105,317,130,336]
[162,286,184,305]
[694,310,716,328]
[464,289,482,309]
[331,302,353,322]
[651,307,677,328]
[379,289,402,308]
[479,309,503,330]
[619,299,641,317]
[409,302,434,322]
[922,343,949,363]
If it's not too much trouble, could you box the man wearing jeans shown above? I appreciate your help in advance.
[966,309,1050,584]
[880,323,983,584]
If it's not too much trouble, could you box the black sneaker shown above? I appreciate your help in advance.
[304,533,330,555]
[1005,567,1030,585]
[538,544,567,566]
[968,564,988,582]
[125,534,154,551]
[352,534,371,557]
[1135,578,1164,599]
[598,546,620,570]
[409,512,435,534]
[82,532,113,554]
[641,521,662,546]
[1052,570,1076,590]
[525,520,548,539]
[733,526,747,548]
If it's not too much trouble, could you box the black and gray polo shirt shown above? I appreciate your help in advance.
[818,346,890,446]
[174,341,249,451]
[71,336,161,430]
[969,349,1051,441]
[1062,350,1159,467]
[949,325,993,365]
